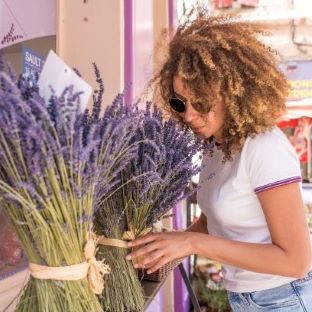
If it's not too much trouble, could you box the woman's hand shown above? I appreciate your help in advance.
[126,231,194,274]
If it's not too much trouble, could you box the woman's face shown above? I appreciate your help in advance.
[172,76,225,142]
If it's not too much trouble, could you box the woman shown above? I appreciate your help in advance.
[126,12,312,311]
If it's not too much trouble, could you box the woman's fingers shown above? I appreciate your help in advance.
[133,250,164,268]
[126,240,160,260]
[125,232,188,272]
[127,233,157,248]
[146,257,169,274]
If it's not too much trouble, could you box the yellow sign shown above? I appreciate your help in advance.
[288,80,312,99]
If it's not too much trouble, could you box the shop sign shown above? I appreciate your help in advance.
[0,0,55,49]
[22,47,45,85]
[280,61,312,100]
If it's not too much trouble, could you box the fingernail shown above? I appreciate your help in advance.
[134,264,138,268]
[147,270,151,274]
[126,255,132,260]
[127,242,132,247]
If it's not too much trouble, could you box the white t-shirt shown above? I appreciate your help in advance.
[197,127,303,293]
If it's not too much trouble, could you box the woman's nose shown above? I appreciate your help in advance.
[182,103,199,124]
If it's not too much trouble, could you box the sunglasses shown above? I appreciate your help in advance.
[169,97,186,113]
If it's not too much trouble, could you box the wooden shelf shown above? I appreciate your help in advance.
[0,262,29,312]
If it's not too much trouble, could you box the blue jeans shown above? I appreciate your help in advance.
[227,271,312,311]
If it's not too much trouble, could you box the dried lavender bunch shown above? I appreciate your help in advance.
[116,101,203,234]
[91,66,203,311]
[0,70,102,311]
[0,60,140,312]
[83,64,146,312]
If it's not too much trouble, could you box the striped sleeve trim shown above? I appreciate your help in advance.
[254,176,302,194]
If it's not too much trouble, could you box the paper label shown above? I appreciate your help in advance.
[38,50,92,112]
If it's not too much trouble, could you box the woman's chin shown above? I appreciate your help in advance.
[193,130,208,139]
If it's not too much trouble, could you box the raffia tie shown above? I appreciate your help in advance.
[29,232,110,295]
[97,227,152,249]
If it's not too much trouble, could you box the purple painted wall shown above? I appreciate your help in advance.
[124,0,153,105]
[169,1,190,311]
[133,0,153,100]
[124,1,190,310]
[124,0,133,105]
[124,1,165,310]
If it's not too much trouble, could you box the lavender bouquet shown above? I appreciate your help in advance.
[120,101,202,233]
[0,61,139,311]
[97,101,202,238]
[93,96,202,311]
[80,68,148,312]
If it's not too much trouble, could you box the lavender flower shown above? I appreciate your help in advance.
[92,77,204,236]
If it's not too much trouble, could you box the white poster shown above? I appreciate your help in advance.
[0,0,56,49]
[38,50,92,113]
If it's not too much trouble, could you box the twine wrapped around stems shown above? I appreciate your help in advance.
[97,227,152,249]
[97,227,152,268]
[29,232,110,295]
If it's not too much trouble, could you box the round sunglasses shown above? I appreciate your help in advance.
[169,97,186,113]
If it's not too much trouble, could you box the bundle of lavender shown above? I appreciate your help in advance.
[0,61,139,311]
[93,98,202,311]
[79,67,148,312]
[121,101,202,232]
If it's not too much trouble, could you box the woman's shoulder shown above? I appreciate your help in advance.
[240,127,301,192]
[244,126,294,154]
[241,126,300,173]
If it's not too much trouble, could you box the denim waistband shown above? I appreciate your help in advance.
[290,269,312,286]
[228,272,312,311]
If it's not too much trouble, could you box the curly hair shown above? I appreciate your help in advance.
[152,12,289,161]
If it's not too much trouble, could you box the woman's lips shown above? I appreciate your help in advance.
[192,125,205,132]
[192,128,204,136]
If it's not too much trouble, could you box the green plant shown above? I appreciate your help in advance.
[191,265,231,312]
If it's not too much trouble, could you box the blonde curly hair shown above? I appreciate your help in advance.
[152,12,289,161]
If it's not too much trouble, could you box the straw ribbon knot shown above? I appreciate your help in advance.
[122,226,151,241]
[97,226,152,248]
[84,232,111,294]
[28,232,110,295]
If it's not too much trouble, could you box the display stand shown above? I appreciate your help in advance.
[177,263,201,312]
[142,279,166,310]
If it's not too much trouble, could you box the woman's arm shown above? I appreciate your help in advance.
[192,183,311,278]
[127,183,311,277]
